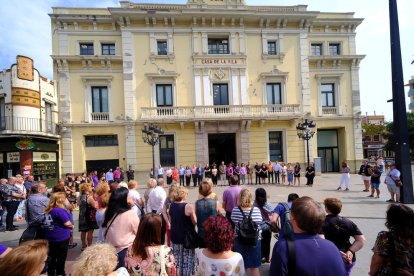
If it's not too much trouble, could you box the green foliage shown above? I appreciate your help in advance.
[362,124,385,134]
[382,113,414,160]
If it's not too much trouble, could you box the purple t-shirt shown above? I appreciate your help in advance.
[44,207,71,242]
[0,243,8,256]
[222,185,242,212]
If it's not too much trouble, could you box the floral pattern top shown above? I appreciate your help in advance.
[194,249,245,276]
[125,245,177,276]
[372,231,414,275]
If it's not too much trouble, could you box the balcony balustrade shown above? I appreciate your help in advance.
[91,112,110,121]
[0,116,58,135]
[322,106,338,115]
[141,104,300,121]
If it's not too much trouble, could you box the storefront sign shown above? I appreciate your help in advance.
[33,162,57,178]
[7,152,20,163]
[15,139,36,150]
[33,152,56,162]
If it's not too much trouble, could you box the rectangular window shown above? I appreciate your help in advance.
[159,134,175,167]
[373,135,380,142]
[208,38,229,54]
[0,98,5,130]
[321,83,335,107]
[85,135,118,147]
[329,43,341,55]
[364,135,371,142]
[156,84,173,107]
[45,103,53,132]
[266,83,282,104]
[267,41,277,55]
[311,43,323,56]
[101,43,115,55]
[213,84,229,105]
[92,87,109,113]
[269,131,284,162]
[157,40,168,55]
[80,43,94,55]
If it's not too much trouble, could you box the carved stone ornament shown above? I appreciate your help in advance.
[214,68,225,80]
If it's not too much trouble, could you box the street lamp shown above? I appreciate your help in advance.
[142,124,164,178]
[296,119,316,166]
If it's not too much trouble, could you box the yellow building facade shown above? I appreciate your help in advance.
[51,0,364,176]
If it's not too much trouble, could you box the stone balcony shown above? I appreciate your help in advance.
[140,104,301,122]
[0,116,59,137]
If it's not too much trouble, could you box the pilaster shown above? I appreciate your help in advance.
[299,31,311,114]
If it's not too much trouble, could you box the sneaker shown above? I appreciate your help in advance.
[336,187,341,190]
[345,188,349,191]
[367,195,374,198]
[396,201,401,203]
[362,189,369,192]
[386,199,395,203]
[6,226,18,232]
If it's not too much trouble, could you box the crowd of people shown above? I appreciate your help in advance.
[0,158,413,276]
[339,158,403,204]
[150,161,316,187]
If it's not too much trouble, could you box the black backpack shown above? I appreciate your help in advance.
[280,203,294,238]
[236,207,259,246]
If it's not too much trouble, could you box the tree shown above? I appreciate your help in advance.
[382,112,414,160]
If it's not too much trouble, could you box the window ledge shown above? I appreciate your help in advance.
[262,53,285,63]
[150,53,175,64]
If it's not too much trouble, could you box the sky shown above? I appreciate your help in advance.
[0,0,413,121]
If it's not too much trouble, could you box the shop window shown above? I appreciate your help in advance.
[85,135,118,147]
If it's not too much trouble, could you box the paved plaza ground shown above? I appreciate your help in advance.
[1,173,413,275]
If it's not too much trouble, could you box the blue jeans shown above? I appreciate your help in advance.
[95,210,104,243]
[14,199,25,219]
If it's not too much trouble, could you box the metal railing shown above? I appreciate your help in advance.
[0,116,58,135]
[91,112,110,121]
[141,104,300,120]
[322,106,337,115]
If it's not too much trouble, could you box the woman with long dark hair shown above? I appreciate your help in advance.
[125,213,177,275]
[103,187,139,268]
[254,188,273,263]
[369,204,414,275]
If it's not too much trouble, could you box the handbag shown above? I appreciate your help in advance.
[395,179,403,187]
[183,228,199,249]
[19,224,45,245]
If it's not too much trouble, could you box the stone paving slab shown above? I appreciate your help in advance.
[1,173,413,275]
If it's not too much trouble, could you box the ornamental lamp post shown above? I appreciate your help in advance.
[142,124,164,178]
[296,119,316,167]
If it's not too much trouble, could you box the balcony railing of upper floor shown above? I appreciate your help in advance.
[140,104,300,121]
[321,106,338,115]
[0,116,58,135]
[91,112,110,121]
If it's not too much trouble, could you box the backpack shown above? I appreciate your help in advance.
[280,203,294,238]
[236,207,259,246]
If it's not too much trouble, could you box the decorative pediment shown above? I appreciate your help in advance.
[187,0,245,9]
[260,66,289,79]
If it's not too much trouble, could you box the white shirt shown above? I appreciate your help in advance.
[158,168,164,175]
[146,186,166,214]
[195,249,245,276]
[128,189,141,207]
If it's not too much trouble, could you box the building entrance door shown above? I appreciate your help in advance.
[208,133,236,166]
[318,148,339,172]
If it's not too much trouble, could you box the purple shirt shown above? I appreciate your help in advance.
[222,185,242,212]
[270,233,345,276]
[92,175,99,188]
[0,243,8,256]
[44,207,71,242]
[239,166,247,176]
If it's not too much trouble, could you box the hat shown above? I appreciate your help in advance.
[388,162,396,167]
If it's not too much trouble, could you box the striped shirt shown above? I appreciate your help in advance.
[231,206,263,240]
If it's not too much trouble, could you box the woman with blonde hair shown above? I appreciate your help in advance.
[44,192,75,276]
[231,188,263,276]
[125,213,177,275]
[144,178,157,212]
[78,182,98,251]
[0,240,48,276]
[72,243,129,276]
[163,183,179,246]
[169,186,197,275]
